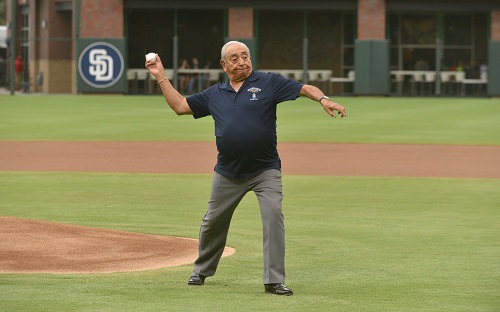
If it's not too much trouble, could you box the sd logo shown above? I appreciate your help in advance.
[78,42,124,88]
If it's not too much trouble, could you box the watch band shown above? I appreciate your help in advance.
[318,95,329,103]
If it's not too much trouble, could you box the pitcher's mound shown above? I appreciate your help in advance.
[0,216,234,274]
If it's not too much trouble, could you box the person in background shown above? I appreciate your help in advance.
[14,55,25,90]
[188,57,206,94]
[178,58,190,93]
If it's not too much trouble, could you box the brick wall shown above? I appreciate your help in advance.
[228,8,253,39]
[492,11,500,41]
[357,0,385,40]
[80,0,124,38]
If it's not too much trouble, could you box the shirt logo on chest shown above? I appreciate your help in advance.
[247,87,262,101]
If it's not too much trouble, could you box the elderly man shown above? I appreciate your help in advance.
[146,41,346,296]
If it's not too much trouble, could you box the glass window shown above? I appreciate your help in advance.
[401,15,436,45]
[20,7,30,74]
[178,10,224,69]
[20,10,30,47]
[343,13,355,45]
[390,47,399,68]
[388,14,399,45]
[442,49,471,70]
[342,47,354,67]
[258,10,303,69]
[412,48,435,70]
[127,10,175,68]
[307,10,341,70]
[444,15,472,46]
[342,13,356,73]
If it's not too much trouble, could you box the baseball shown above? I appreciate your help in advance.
[145,53,156,64]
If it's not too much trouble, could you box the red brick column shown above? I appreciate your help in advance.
[354,0,389,95]
[492,11,500,41]
[80,0,124,38]
[228,8,254,38]
[357,0,386,40]
[488,11,500,96]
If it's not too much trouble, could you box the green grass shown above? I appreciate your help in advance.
[0,95,499,144]
[0,95,214,142]
[0,172,498,311]
[0,95,499,311]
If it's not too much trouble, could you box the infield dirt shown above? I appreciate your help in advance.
[1,141,498,274]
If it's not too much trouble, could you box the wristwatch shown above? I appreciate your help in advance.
[318,95,329,103]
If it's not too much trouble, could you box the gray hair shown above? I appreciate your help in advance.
[220,41,251,62]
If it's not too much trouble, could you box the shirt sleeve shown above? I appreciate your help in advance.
[186,87,212,119]
[269,73,304,104]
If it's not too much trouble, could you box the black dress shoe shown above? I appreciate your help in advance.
[264,283,293,295]
[187,273,205,285]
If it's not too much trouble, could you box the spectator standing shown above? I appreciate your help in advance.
[187,57,200,94]
[14,55,25,90]
[178,58,190,94]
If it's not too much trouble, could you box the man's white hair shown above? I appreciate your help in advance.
[220,41,251,62]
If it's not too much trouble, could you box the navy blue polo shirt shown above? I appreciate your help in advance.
[186,71,303,179]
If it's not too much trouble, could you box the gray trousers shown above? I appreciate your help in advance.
[193,169,286,284]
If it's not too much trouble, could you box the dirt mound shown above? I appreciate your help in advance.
[0,216,234,274]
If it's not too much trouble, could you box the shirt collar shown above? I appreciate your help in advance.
[220,70,258,91]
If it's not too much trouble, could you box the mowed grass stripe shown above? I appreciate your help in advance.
[0,95,499,145]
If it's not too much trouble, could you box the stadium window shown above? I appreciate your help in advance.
[401,14,436,45]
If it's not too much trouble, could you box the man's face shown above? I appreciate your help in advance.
[220,43,252,82]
